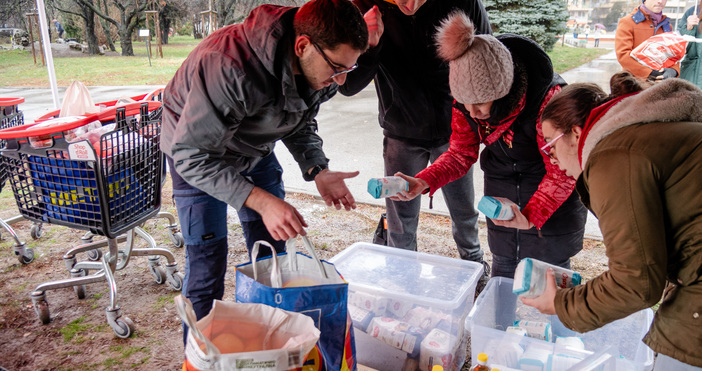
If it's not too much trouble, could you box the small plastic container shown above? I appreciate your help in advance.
[367,176,409,199]
[478,196,516,220]
[512,258,582,298]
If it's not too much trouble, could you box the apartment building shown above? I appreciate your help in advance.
[567,0,698,30]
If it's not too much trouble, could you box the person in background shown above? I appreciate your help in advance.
[677,2,702,89]
[593,27,602,48]
[523,71,702,370]
[161,0,368,329]
[339,0,492,291]
[615,0,678,80]
[52,19,64,39]
[584,25,590,43]
[394,13,587,278]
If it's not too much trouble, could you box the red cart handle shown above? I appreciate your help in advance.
[97,100,162,121]
[0,97,25,107]
[0,114,99,140]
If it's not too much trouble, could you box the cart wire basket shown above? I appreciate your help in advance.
[0,97,41,265]
[36,88,184,248]
[0,101,184,337]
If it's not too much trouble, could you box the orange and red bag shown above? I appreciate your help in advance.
[630,32,688,70]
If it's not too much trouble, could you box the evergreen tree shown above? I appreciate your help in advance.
[483,0,569,52]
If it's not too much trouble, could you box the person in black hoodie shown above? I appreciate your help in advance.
[340,0,492,289]
[395,12,588,278]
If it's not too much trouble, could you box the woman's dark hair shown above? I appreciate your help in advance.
[541,71,649,133]
[294,0,368,52]
[488,57,528,124]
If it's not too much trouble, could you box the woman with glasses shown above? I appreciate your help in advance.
[523,71,702,370]
[394,12,587,278]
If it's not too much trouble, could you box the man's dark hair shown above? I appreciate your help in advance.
[294,0,368,52]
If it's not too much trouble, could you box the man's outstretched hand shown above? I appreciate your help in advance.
[314,169,359,210]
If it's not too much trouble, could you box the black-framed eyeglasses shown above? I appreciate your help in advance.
[309,40,358,79]
[540,132,565,158]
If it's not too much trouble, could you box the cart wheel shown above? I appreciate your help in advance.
[30,223,43,239]
[87,249,102,261]
[168,272,184,291]
[34,299,50,324]
[74,285,86,299]
[113,317,135,338]
[149,265,167,285]
[170,232,184,248]
[18,248,34,265]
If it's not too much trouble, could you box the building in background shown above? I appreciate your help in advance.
[568,0,696,31]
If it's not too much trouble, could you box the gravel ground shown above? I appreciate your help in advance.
[0,177,608,370]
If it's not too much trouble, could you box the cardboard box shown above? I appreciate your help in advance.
[468,277,655,371]
[330,243,482,371]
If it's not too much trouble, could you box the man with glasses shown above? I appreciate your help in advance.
[161,0,368,332]
[340,0,492,292]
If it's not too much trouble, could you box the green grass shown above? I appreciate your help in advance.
[548,43,611,74]
[1,35,608,87]
[0,35,200,87]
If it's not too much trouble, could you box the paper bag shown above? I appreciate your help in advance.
[175,295,320,371]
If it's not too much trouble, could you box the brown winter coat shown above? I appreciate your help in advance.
[554,79,702,367]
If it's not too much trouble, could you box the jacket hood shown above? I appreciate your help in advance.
[242,5,297,78]
[496,34,562,122]
[581,78,702,166]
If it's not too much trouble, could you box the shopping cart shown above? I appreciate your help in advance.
[36,88,184,250]
[0,97,42,264]
[0,101,183,337]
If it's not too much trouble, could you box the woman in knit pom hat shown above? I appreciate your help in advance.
[393,12,587,278]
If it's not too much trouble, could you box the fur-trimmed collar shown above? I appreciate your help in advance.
[581,79,702,167]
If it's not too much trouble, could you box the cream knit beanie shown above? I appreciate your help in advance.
[436,12,514,104]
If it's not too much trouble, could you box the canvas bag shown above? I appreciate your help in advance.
[235,237,357,371]
[175,295,320,371]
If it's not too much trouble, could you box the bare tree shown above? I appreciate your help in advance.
[95,0,116,51]
[54,0,100,54]
[67,0,148,56]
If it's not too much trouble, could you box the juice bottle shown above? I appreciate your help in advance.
[472,353,489,371]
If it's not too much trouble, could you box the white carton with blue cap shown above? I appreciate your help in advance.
[512,258,582,299]
[367,176,408,199]
[478,195,517,220]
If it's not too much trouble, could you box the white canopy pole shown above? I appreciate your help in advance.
[34,0,60,109]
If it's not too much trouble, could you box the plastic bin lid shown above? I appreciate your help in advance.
[0,97,24,107]
[330,242,482,310]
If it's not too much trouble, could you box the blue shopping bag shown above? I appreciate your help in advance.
[235,237,357,371]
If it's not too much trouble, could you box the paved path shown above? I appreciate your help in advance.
[1,50,622,239]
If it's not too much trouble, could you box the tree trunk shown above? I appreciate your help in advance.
[118,27,133,56]
[98,0,116,51]
[80,2,99,54]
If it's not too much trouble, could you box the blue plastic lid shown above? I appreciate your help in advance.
[367,179,383,199]
[478,196,503,219]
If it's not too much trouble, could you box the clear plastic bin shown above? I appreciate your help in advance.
[467,277,655,371]
[330,242,482,371]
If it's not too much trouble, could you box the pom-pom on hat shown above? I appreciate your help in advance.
[436,12,514,104]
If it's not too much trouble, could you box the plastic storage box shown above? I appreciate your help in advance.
[467,277,655,371]
[330,242,482,371]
